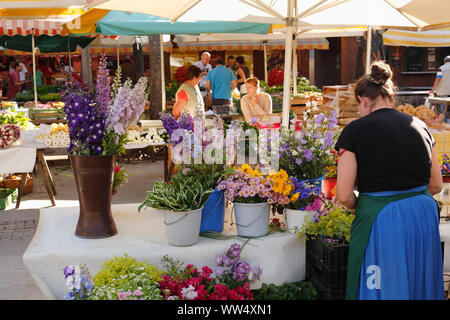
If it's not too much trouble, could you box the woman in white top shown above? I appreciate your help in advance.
[172,65,205,119]
[240,77,272,122]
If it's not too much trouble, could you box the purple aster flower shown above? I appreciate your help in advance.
[215,254,224,266]
[214,266,225,277]
[233,262,251,281]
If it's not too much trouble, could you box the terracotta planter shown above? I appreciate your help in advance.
[323,177,337,199]
[70,155,118,239]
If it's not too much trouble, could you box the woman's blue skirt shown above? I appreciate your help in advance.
[357,186,445,300]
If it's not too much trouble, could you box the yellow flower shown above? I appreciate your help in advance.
[240,164,253,175]
[250,169,261,178]
[278,169,289,181]
[290,192,300,202]
[282,184,292,196]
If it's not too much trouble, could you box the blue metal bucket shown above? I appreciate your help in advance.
[200,189,225,233]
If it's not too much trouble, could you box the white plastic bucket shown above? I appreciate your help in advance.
[164,207,203,246]
[284,209,316,234]
[233,202,270,237]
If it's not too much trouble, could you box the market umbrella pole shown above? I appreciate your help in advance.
[116,38,120,67]
[365,25,373,73]
[67,37,72,79]
[32,28,38,107]
[281,0,295,128]
[263,40,268,83]
[292,33,298,96]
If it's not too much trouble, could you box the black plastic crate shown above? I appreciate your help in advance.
[305,236,349,300]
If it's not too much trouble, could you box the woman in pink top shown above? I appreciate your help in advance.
[7,62,26,99]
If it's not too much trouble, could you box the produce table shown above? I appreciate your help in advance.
[23,203,308,300]
[428,96,450,117]
[0,147,37,208]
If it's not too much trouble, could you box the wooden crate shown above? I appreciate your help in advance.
[29,108,65,120]
[322,85,349,96]
[290,97,310,106]
[291,106,334,119]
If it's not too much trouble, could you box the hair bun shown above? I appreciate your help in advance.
[368,61,392,85]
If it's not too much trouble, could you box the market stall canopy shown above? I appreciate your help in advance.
[0,2,90,35]
[0,34,95,52]
[383,28,450,47]
[88,0,446,29]
[63,10,271,36]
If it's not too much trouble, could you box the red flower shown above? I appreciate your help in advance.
[114,166,120,174]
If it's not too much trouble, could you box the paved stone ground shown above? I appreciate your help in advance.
[0,157,168,300]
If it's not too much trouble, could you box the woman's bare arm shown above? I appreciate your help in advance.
[336,149,358,209]
[428,146,443,195]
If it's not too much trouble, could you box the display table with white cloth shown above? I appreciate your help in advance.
[0,147,36,174]
[23,203,307,300]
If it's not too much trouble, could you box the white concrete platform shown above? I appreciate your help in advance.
[23,203,307,300]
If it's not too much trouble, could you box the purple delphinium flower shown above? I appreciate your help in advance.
[95,54,111,117]
[63,91,106,155]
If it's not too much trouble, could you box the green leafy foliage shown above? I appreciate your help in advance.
[139,172,213,212]
[15,85,62,102]
[297,77,321,93]
[0,109,33,129]
[165,80,179,100]
[179,163,234,191]
[252,281,317,300]
[102,131,128,156]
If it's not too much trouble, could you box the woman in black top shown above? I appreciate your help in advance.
[235,56,250,93]
[335,61,444,300]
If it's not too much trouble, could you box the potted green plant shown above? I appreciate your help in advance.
[297,201,354,300]
[138,172,213,246]
[179,163,233,233]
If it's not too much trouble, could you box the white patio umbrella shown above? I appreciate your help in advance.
[88,0,450,127]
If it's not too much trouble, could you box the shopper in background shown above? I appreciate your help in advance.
[18,60,27,91]
[29,67,44,87]
[235,56,250,94]
[206,58,236,115]
[240,77,272,122]
[39,59,53,85]
[335,61,444,300]
[172,65,204,119]
[7,61,26,99]
[194,51,212,99]
[226,55,239,76]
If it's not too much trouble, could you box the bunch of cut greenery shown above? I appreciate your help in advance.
[138,171,213,213]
